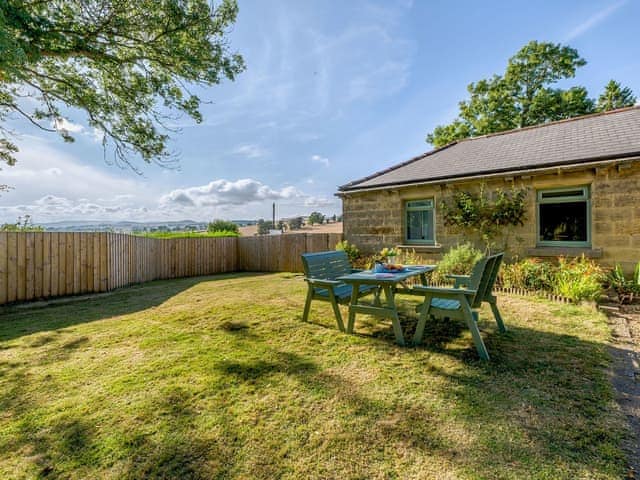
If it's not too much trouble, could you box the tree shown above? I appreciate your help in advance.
[427,41,600,147]
[597,80,636,112]
[256,219,273,235]
[307,211,324,225]
[0,0,244,169]
[208,219,239,234]
[288,217,303,230]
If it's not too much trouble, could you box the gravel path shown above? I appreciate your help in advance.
[601,304,640,478]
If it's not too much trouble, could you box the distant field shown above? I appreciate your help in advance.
[136,230,239,239]
[239,222,343,236]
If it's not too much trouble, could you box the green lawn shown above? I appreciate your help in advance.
[0,273,627,479]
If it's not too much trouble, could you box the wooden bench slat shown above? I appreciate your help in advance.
[301,251,377,331]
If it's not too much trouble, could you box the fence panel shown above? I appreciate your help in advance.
[237,233,343,273]
[0,232,342,305]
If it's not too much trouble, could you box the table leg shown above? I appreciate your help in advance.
[383,284,405,346]
[347,281,360,333]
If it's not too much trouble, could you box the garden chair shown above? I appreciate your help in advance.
[412,253,506,360]
[301,251,379,332]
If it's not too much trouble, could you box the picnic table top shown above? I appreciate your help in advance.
[337,265,436,285]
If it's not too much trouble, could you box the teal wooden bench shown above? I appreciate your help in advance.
[301,251,379,332]
[412,253,506,360]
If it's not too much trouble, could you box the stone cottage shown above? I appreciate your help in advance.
[338,106,640,271]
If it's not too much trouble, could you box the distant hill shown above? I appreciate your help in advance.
[37,219,258,233]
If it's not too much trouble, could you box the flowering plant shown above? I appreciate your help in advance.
[379,247,398,259]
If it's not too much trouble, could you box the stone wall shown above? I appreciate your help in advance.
[341,161,640,272]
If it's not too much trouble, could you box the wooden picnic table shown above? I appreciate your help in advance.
[337,265,436,346]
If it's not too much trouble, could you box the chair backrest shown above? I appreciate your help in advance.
[466,253,504,308]
[301,251,353,281]
[482,253,503,301]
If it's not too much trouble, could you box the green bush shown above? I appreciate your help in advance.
[434,243,483,283]
[553,256,605,302]
[208,219,239,234]
[607,262,640,303]
[335,240,360,264]
[500,256,605,302]
[500,258,555,291]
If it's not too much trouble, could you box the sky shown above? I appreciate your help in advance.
[1,0,639,224]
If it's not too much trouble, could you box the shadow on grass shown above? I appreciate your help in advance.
[0,278,629,478]
[0,273,262,343]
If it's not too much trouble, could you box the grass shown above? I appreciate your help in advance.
[0,273,627,479]
[135,230,239,239]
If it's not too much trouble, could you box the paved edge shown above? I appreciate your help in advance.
[601,304,640,479]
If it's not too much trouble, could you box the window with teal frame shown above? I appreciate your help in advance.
[537,186,591,247]
[405,199,435,244]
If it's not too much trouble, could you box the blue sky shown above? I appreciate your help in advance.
[1,0,639,223]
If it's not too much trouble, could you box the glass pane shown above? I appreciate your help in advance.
[407,199,433,209]
[539,202,588,242]
[407,209,434,241]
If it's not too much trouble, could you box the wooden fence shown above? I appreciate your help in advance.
[237,233,343,272]
[0,232,342,305]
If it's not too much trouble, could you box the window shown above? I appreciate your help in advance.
[537,186,590,246]
[405,199,435,243]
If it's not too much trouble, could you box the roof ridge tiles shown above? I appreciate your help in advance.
[453,105,640,144]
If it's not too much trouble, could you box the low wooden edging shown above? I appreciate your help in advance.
[493,286,573,304]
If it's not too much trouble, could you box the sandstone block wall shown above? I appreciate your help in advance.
[341,161,640,271]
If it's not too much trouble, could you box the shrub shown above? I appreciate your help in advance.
[1,215,43,232]
[397,248,422,266]
[500,256,605,302]
[500,258,555,291]
[257,219,274,235]
[335,240,360,264]
[553,256,605,302]
[208,219,239,234]
[433,243,483,283]
[607,262,640,303]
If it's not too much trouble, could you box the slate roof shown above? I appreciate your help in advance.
[339,106,640,192]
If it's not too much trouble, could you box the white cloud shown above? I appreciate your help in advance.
[303,195,334,208]
[53,118,84,134]
[2,139,144,204]
[0,195,152,222]
[564,1,627,41]
[91,127,105,143]
[232,144,268,158]
[310,154,330,167]
[160,178,300,208]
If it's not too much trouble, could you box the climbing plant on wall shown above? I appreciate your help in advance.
[441,185,528,253]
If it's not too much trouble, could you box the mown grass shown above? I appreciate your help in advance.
[135,230,239,239]
[0,273,627,479]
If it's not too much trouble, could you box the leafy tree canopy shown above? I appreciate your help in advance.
[307,211,324,225]
[427,41,635,148]
[0,0,244,169]
[597,80,636,112]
